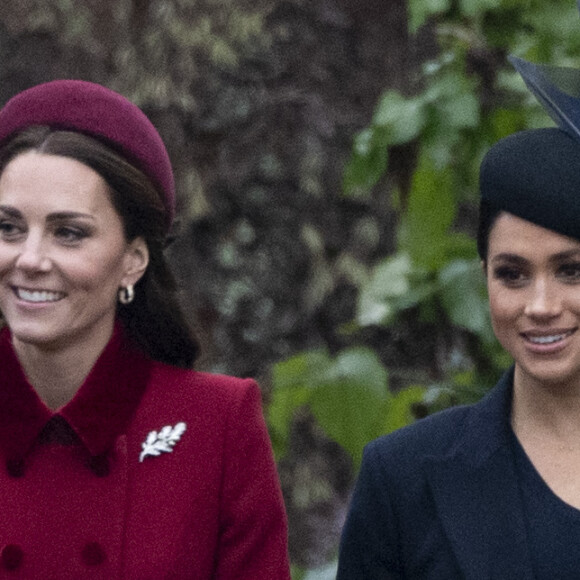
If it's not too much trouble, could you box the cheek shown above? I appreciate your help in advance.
[567,289,580,308]
[0,244,17,270]
[487,285,520,331]
[63,252,127,294]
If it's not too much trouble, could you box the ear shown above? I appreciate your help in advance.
[121,237,149,287]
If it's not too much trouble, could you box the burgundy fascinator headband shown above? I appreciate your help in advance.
[0,80,175,227]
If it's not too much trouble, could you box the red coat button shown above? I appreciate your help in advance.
[81,542,106,566]
[1,544,23,571]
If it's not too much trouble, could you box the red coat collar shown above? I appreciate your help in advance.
[0,322,152,461]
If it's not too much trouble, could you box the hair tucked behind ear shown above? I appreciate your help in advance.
[0,126,200,368]
[477,200,502,263]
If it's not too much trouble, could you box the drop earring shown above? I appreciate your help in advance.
[118,285,135,305]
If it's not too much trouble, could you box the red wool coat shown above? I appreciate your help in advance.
[0,324,290,579]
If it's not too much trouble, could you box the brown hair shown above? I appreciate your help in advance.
[0,126,199,368]
[476,200,502,263]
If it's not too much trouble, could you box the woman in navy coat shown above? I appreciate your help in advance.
[337,54,580,579]
[0,80,290,578]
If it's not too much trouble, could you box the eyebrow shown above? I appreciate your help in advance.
[490,250,580,265]
[0,206,95,222]
[0,206,20,219]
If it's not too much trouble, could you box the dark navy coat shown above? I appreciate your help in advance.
[337,369,536,579]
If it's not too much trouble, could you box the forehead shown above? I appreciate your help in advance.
[0,151,114,215]
[488,212,580,258]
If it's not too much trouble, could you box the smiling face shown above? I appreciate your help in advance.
[0,151,148,355]
[486,212,580,391]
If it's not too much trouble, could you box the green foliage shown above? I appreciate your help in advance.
[291,562,338,580]
[342,0,580,414]
[272,3,580,574]
[438,259,493,341]
[269,347,425,468]
[342,128,389,199]
[408,0,451,32]
[398,152,458,269]
[274,0,580,476]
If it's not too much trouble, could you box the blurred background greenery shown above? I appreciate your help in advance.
[0,1,578,577]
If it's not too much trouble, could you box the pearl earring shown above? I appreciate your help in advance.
[118,285,135,305]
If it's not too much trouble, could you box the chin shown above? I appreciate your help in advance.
[8,325,64,347]
[517,362,580,389]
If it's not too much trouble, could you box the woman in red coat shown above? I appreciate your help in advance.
[0,80,290,579]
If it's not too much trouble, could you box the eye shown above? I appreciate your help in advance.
[493,265,528,287]
[0,219,24,241]
[54,226,89,245]
[557,262,580,282]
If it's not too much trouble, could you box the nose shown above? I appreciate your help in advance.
[14,235,51,273]
[524,278,561,319]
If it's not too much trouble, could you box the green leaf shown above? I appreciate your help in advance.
[438,258,494,342]
[320,348,388,394]
[268,351,330,457]
[342,133,388,198]
[272,350,330,390]
[357,253,413,326]
[459,0,502,18]
[381,386,426,434]
[389,277,439,313]
[270,349,390,466]
[343,91,428,198]
[398,152,456,269]
[267,383,311,459]
[308,348,389,466]
[291,565,307,580]
[489,108,527,140]
[442,232,479,261]
[408,0,451,32]
[436,91,480,129]
[373,91,427,145]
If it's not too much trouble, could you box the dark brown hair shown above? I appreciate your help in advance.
[0,126,199,368]
[476,200,502,263]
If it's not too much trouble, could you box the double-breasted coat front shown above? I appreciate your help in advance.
[0,324,290,579]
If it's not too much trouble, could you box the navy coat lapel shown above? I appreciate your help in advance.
[426,371,534,580]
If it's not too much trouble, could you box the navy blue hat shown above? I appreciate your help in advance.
[480,128,580,241]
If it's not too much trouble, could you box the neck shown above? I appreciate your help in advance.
[512,366,580,444]
[12,323,114,410]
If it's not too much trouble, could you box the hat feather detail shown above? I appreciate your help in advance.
[509,55,580,143]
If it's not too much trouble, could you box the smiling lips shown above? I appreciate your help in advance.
[14,287,65,303]
[522,329,576,345]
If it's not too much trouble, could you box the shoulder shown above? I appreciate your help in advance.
[149,362,258,396]
[368,403,472,460]
[344,403,479,532]
[141,362,262,420]
[363,373,512,477]
[362,398,486,486]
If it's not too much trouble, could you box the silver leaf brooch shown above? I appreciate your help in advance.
[139,422,187,462]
